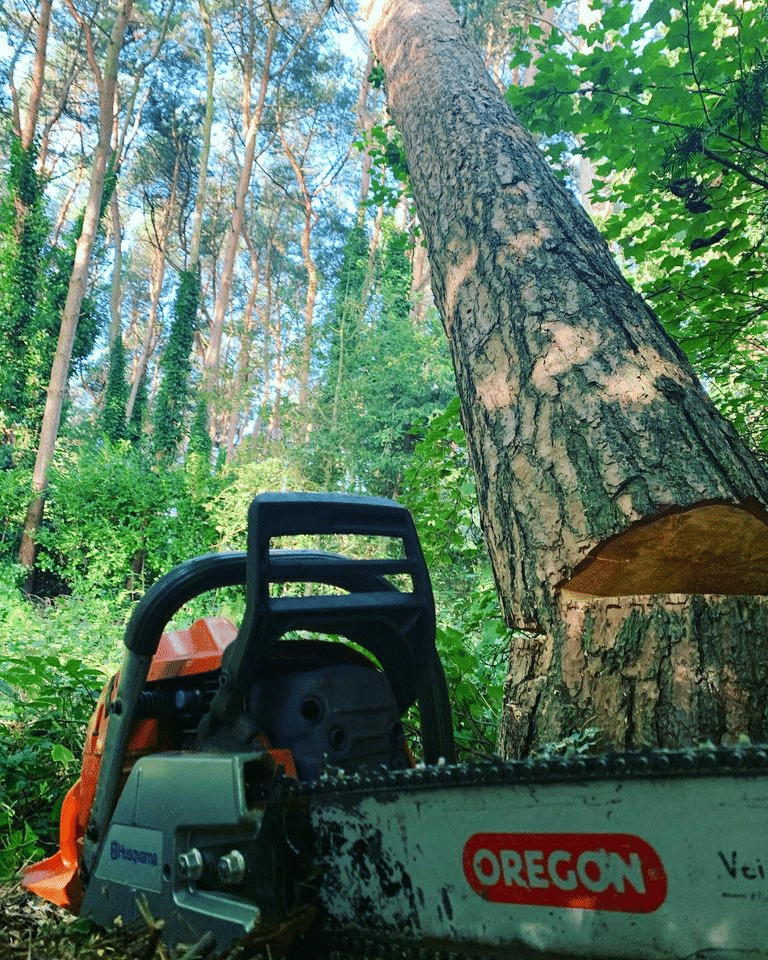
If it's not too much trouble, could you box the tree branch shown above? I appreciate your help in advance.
[702,145,768,191]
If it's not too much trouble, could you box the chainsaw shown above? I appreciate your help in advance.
[22,492,768,959]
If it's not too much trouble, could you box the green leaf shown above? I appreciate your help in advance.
[50,743,75,764]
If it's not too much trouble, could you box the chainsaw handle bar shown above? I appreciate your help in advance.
[125,494,429,659]
[122,547,420,657]
[121,494,453,764]
[209,493,439,727]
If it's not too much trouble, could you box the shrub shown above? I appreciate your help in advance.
[0,653,105,879]
[37,440,218,599]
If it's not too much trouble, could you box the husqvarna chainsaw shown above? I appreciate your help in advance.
[22,493,768,958]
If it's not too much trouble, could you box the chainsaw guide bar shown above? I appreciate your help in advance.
[301,745,768,959]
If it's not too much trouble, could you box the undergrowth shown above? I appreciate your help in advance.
[0,568,116,882]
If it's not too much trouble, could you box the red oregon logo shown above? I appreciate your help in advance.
[463,833,667,913]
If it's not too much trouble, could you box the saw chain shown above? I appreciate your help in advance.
[302,741,768,796]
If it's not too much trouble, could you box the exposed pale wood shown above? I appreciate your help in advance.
[563,501,768,597]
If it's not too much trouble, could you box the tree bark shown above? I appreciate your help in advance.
[189,0,215,272]
[19,0,52,150]
[500,592,768,755]
[363,0,768,752]
[19,0,133,574]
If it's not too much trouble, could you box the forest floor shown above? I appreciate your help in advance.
[0,882,284,960]
[0,883,168,959]
[0,883,328,959]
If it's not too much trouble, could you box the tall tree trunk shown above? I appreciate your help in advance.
[261,236,276,434]
[409,233,431,325]
[189,0,215,271]
[125,213,173,421]
[204,19,276,385]
[224,235,261,459]
[279,129,318,410]
[19,0,52,149]
[203,0,332,400]
[19,0,133,576]
[356,50,377,211]
[363,0,768,753]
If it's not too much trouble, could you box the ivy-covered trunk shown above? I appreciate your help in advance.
[363,0,768,753]
[153,268,200,460]
[19,0,133,575]
[0,139,49,425]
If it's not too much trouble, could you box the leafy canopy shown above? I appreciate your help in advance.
[508,0,768,445]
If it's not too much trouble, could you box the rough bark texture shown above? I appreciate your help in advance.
[500,593,768,755]
[363,0,768,753]
[19,0,52,150]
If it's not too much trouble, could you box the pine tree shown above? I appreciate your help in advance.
[364,0,768,753]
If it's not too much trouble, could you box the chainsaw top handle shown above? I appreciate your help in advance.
[123,551,247,656]
[125,493,440,717]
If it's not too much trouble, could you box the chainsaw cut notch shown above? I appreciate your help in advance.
[560,499,768,597]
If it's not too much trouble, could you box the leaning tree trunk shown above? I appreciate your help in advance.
[363,0,768,754]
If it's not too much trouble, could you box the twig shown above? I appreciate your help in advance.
[176,932,216,960]
[135,894,165,960]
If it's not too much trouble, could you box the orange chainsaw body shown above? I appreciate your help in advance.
[22,616,297,912]
[22,495,449,956]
